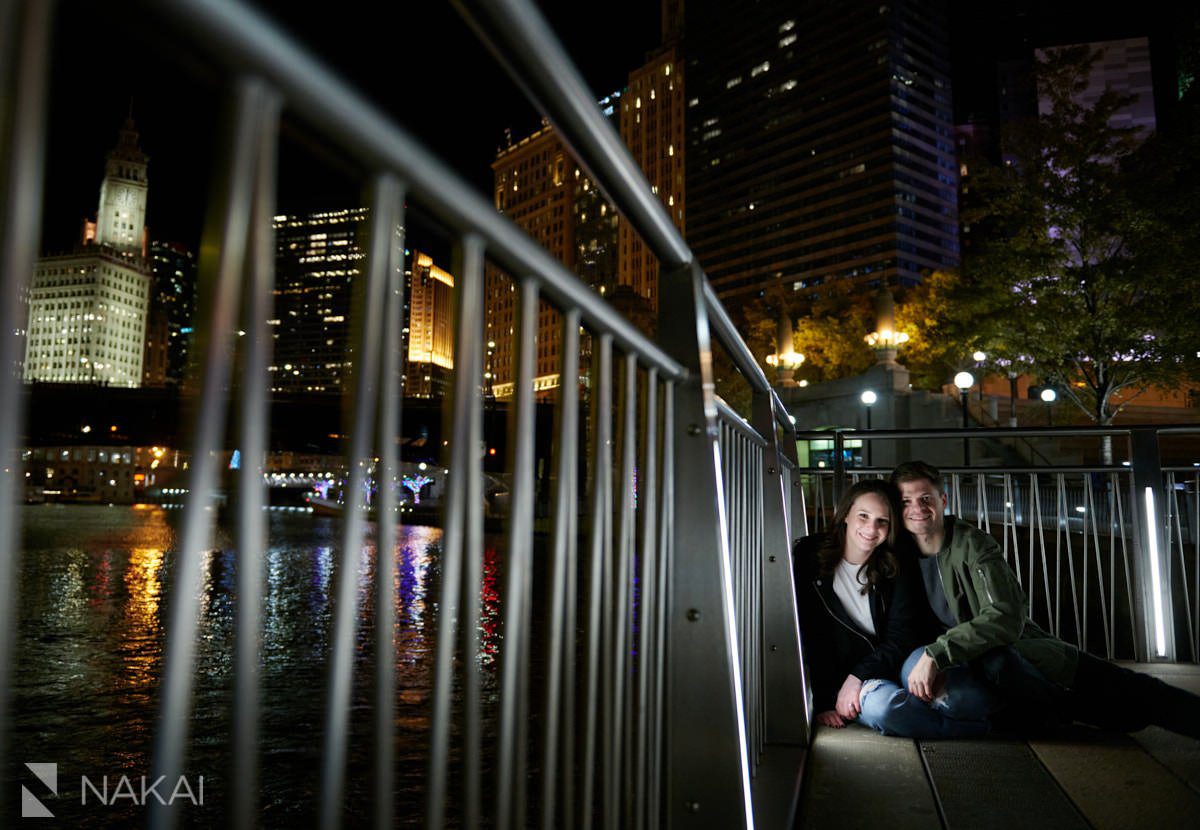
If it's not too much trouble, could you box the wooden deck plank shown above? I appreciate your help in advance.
[796,726,938,830]
[1030,730,1200,830]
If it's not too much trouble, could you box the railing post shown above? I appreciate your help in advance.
[749,393,810,745]
[1128,428,1175,661]
[658,261,753,828]
[832,430,847,504]
[0,1,54,807]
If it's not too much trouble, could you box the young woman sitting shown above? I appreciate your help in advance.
[793,479,996,737]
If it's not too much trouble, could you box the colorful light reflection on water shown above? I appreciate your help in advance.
[9,505,478,827]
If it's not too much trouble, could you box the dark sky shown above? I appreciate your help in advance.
[40,2,1182,259]
[40,1,662,256]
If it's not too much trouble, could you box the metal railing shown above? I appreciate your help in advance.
[796,426,1200,665]
[1,0,809,827]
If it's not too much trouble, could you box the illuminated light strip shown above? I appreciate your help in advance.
[1143,487,1168,657]
[710,442,756,828]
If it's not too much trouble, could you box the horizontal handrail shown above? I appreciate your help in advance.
[447,0,793,423]
[144,0,686,382]
[450,0,691,272]
[794,425,1200,440]
[717,399,769,450]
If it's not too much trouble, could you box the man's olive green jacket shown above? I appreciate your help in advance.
[925,517,1078,687]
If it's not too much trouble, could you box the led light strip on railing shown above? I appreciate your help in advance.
[1143,487,1169,658]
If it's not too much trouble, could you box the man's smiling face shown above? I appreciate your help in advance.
[898,478,947,539]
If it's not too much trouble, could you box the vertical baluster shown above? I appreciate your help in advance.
[581,333,612,830]
[613,352,636,825]
[540,309,580,830]
[1059,474,1082,645]
[1114,478,1137,656]
[461,247,487,829]
[372,177,405,830]
[151,78,267,830]
[755,446,765,761]
[427,233,485,827]
[1003,475,1022,584]
[233,85,281,830]
[0,0,52,798]
[1109,472,1119,658]
[562,322,581,825]
[497,278,538,829]
[634,369,658,830]
[651,381,675,827]
[1193,472,1199,661]
[1169,472,1195,661]
[1086,474,1113,658]
[321,175,394,830]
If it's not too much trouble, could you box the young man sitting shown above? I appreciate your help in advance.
[890,460,1200,738]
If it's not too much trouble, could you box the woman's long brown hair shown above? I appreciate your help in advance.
[816,479,900,594]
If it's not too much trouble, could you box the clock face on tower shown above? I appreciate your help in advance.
[114,186,135,207]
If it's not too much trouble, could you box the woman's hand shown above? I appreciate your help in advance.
[835,674,863,720]
[816,710,847,728]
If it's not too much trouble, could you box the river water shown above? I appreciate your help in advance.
[10,504,498,827]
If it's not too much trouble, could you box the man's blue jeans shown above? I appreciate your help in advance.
[855,647,998,738]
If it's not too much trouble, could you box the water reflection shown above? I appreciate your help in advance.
[123,546,164,692]
[11,506,460,827]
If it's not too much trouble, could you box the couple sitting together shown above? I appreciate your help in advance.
[794,460,1200,740]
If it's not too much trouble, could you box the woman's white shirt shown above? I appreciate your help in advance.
[833,559,875,636]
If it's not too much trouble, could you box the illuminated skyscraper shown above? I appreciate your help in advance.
[404,250,455,398]
[618,45,685,318]
[270,207,368,394]
[24,118,153,387]
[148,240,196,385]
[486,97,622,399]
[684,0,959,305]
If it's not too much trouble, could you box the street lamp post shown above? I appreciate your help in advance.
[766,311,805,386]
[954,371,974,466]
[972,350,986,403]
[1041,387,1057,427]
[860,389,876,467]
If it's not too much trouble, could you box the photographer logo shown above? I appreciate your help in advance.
[21,762,57,818]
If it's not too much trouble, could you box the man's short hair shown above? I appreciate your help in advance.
[890,460,943,492]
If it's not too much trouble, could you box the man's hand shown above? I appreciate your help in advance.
[816,710,847,728]
[907,651,943,702]
[835,674,863,720]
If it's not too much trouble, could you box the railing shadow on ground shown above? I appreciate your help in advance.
[1,0,808,827]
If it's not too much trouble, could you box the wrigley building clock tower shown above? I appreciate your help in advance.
[92,116,149,258]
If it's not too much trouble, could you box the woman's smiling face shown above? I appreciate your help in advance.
[843,491,891,563]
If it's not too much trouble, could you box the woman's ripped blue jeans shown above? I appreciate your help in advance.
[854,647,999,738]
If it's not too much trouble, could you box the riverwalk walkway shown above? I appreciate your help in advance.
[797,663,1200,829]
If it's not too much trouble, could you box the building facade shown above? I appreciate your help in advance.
[148,241,197,385]
[684,0,959,305]
[618,46,686,319]
[24,118,152,387]
[1037,37,1157,138]
[270,207,369,394]
[404,250,454,398]
[487,123,591,399]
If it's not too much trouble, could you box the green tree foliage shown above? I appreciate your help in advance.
[942,45,1200,424]
[739,282,878,383]
[791,292,875,382]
